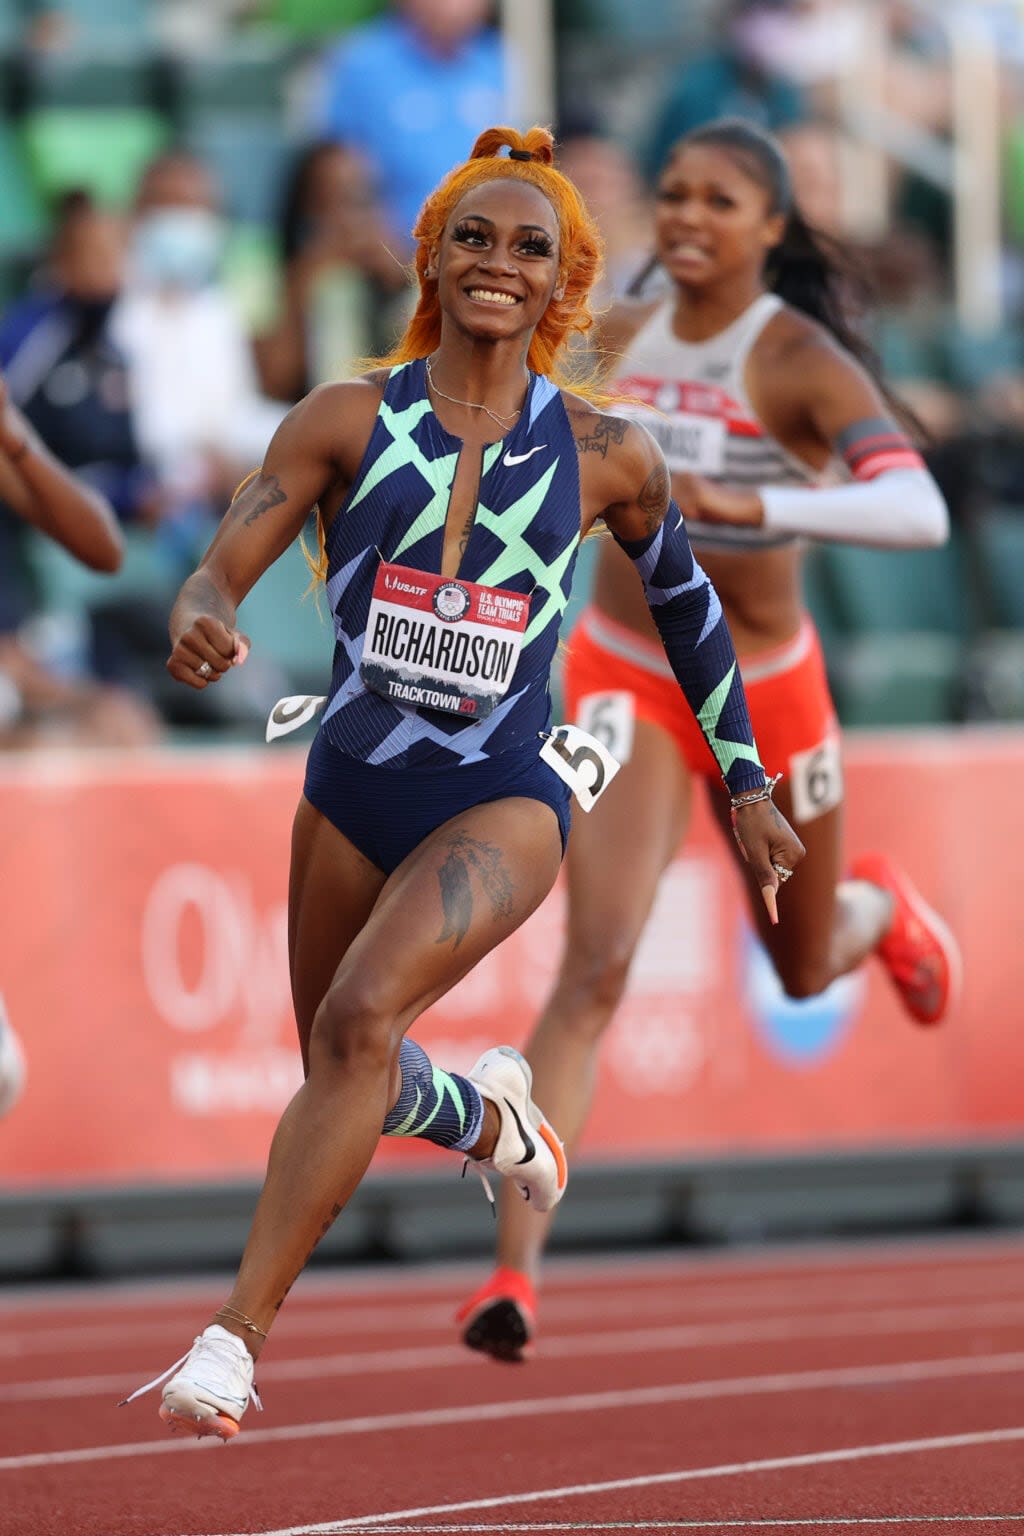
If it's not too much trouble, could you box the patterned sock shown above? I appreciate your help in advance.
[382,1037,484,1152]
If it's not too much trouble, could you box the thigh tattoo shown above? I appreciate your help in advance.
[436,832,515,948]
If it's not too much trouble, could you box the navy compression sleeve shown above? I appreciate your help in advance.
[613,503,766,795]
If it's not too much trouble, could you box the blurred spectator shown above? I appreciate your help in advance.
[644,0,807,182]
[776,120,844,236]
[314,0,510,250]
[0,193,152,529]
[0,373,160,749]
[557,127,655,306]
[111,148,286,553]
[255,139,410,403]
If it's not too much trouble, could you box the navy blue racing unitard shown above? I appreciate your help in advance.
[318,357,581,769]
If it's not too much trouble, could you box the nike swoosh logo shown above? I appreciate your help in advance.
[503,1097,536,1164]
[503,446,547,467]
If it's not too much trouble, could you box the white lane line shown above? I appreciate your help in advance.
[282,1521,1024,1531]
[5,1234,1024,1316]
[10,1268,1024,1360]
[186,1425,1024,1536]
[2,1349,1023,1473]
[7,1296,1024,1404]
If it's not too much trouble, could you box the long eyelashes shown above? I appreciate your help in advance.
[450,222,554,258]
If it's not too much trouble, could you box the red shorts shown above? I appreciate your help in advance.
[564,607,843,822]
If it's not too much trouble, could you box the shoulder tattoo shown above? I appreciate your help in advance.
[574,414,630,458]
[637,460,670,532]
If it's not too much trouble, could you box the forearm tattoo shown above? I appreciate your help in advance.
[232,473,287,527]
[436,832,515,949]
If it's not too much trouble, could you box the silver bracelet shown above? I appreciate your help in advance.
[730,771,782,811]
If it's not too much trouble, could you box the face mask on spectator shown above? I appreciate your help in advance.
[131,208,225,291]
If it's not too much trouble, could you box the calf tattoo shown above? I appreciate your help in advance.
[436,832,515,948]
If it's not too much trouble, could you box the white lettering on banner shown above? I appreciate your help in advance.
[608,1003,708,1098]
[141,864,290,1043]
[171,1049,302,1116]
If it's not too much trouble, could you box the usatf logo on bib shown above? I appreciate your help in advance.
[361,562,529,719]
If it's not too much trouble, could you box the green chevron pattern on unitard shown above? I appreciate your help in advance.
[697,663,764,781]
[474,457,578,643]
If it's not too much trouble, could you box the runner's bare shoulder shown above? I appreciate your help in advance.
[293,371,391,482]
[595,298,662,377]
[562,391,657,520]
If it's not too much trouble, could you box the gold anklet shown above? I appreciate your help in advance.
[214,1304,268,1340]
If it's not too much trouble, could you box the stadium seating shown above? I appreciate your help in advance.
[963,505,1024,720]
[21,106,168,206]
[814,534,968,727]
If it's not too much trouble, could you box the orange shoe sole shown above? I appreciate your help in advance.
[159,1403,241,1440]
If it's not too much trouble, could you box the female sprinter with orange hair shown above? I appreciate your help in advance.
[125,126,803,1438]
[457,118,960,1364]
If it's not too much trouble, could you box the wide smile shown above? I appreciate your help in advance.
[663,240,712,264]
[464,286,523,307]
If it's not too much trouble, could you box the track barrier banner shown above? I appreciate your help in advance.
[1,733,1021,1188]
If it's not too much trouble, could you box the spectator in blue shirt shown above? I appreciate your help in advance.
[0,192,153,528]
[315,0,510,251]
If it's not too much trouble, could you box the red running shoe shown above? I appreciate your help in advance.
[850,852,962,1026]
[456,1267,536,1363]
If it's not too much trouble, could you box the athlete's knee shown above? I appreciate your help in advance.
[555,935,638,1033]
[772,952,833,1001]
[309,978,399,1073]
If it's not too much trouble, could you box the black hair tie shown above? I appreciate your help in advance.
[509,148,532,162]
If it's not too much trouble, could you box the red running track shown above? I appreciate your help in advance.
[3,1235,1024,1535]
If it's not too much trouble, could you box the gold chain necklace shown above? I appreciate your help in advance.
[425,357,523,432]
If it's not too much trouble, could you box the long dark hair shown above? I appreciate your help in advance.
[659,118,923,438]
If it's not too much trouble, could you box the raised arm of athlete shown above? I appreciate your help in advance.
[576,404,805,917]
[167,375,385,690]
[673,318,949,548]
[0,377,122,572]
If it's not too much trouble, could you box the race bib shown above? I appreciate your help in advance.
[266,694,327,742]
[646,412,726,474]
[360,563,529,719]
[575,690,635,764]
[789,733,844,823]
[540,723,621,813]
